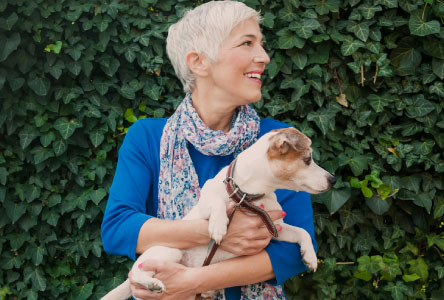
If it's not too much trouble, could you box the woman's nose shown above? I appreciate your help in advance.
[253,45,270,64]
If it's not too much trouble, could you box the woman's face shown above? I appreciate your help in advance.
[206,18,270,106]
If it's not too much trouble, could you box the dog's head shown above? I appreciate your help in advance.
[266,128,335,194]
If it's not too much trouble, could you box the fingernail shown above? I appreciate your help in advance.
[282,211,286,218]
[259,204,264,209]
[138,263,143,269]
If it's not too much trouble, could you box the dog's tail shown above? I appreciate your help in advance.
[100,279,131,300]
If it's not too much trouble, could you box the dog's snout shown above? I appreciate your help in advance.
[328,176,336,186]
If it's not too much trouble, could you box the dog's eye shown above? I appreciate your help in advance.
[304,157,311,165]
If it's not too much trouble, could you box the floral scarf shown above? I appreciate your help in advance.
[157,93,285,299]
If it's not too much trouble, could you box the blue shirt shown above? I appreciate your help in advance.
[101,118,317,299]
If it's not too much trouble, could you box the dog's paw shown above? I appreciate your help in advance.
[144,278,165,293]
[201,290,216,298]
[301,244,318,272]
[208,214,228,244]
[132,269,165,293]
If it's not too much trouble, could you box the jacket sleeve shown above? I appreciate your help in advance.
[101,122,155,261]
[264,190,317,285]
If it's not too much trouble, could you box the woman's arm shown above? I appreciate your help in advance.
[136,218,210,253]
[136,207,284,255]
[132,250,275,300]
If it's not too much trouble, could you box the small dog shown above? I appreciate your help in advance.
[102,127,335,300]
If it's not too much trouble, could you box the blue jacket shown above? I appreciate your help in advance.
[101,118,317,299]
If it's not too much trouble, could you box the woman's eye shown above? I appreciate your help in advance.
[241,41,252,46]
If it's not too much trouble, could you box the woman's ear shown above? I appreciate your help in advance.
[185,51,209,77]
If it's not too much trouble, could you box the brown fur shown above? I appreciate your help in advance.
[266,128,313,180]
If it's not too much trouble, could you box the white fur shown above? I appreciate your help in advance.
[101,130,334,300]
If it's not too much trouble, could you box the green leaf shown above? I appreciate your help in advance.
[433,197,444,219]
[354,268,372,281]
[72,283,94,300]
[312,187,351,214]
[30,244,46,265]
[0,167,8,185]
[2,252,22,270]
[98,55,120,77]
[390,37,421,75]
[31,147,55,164]
[40,131,56,147]
[19,127,39,149]
[358,3,382,19]
[0,32,20,62]
[315,0,340,14]
[405,95,435,118]
[153,108,165,118]
[400,175,422,193]
[426,234,444,251]
[25,267,47,291]
[143,82,162,100]
[0,12,18,30]
[423,39,444,59]
[347,21,371,42]
[339,154,368,176]
[94,81,110,96]
[119,84,136,99]
[384,281,412,300]
[90,188,107,205]
[413,192,433,213]
[409,12,441,36]
[407,257,429,282]
[54,117,82,139]
[375,0,398,8]
[307,108,337,135]
[262,11,276,28]
[341,36,365,56]
[368,94,391,112]
[432,58,444,79]
[4,198,26,223]
[44,194,59,210]
[28,76,51,96]
[277,28,305,49]
[381,253,402,281]
[52,139,67,156]
[412,140,435,155]
[124,108,137,123]
[89,130,105,147]
[361,185,373,198]
[290,18,320,39]
[366,197,391,215]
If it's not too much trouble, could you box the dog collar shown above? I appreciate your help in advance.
[223,159,279,238]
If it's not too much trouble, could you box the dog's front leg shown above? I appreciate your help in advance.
[196,180,230,244]
[275,224,317,271]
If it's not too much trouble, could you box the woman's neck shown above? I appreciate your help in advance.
[191,90,237,133]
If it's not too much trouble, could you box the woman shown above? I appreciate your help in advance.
[101,1,317,299]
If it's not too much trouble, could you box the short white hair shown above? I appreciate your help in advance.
[166,1,261,93]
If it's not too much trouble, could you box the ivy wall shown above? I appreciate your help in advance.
[0,0,443,299]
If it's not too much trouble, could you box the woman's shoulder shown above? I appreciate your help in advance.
[127,118,167,137]
[259,118,291,136]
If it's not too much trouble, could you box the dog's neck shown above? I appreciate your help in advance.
[230,141,277,196]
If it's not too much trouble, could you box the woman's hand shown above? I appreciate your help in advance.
[129,260,199,300]
[220,203,283,256]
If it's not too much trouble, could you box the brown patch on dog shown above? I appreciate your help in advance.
[267,128,312,180]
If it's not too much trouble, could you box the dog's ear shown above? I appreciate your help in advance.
[268,128,311,158]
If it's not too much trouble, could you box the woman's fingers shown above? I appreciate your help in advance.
[128,270,161,300]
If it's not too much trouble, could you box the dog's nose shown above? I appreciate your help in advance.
[328,176,336,186]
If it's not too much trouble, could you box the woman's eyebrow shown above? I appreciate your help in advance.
[239,34,263,42]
